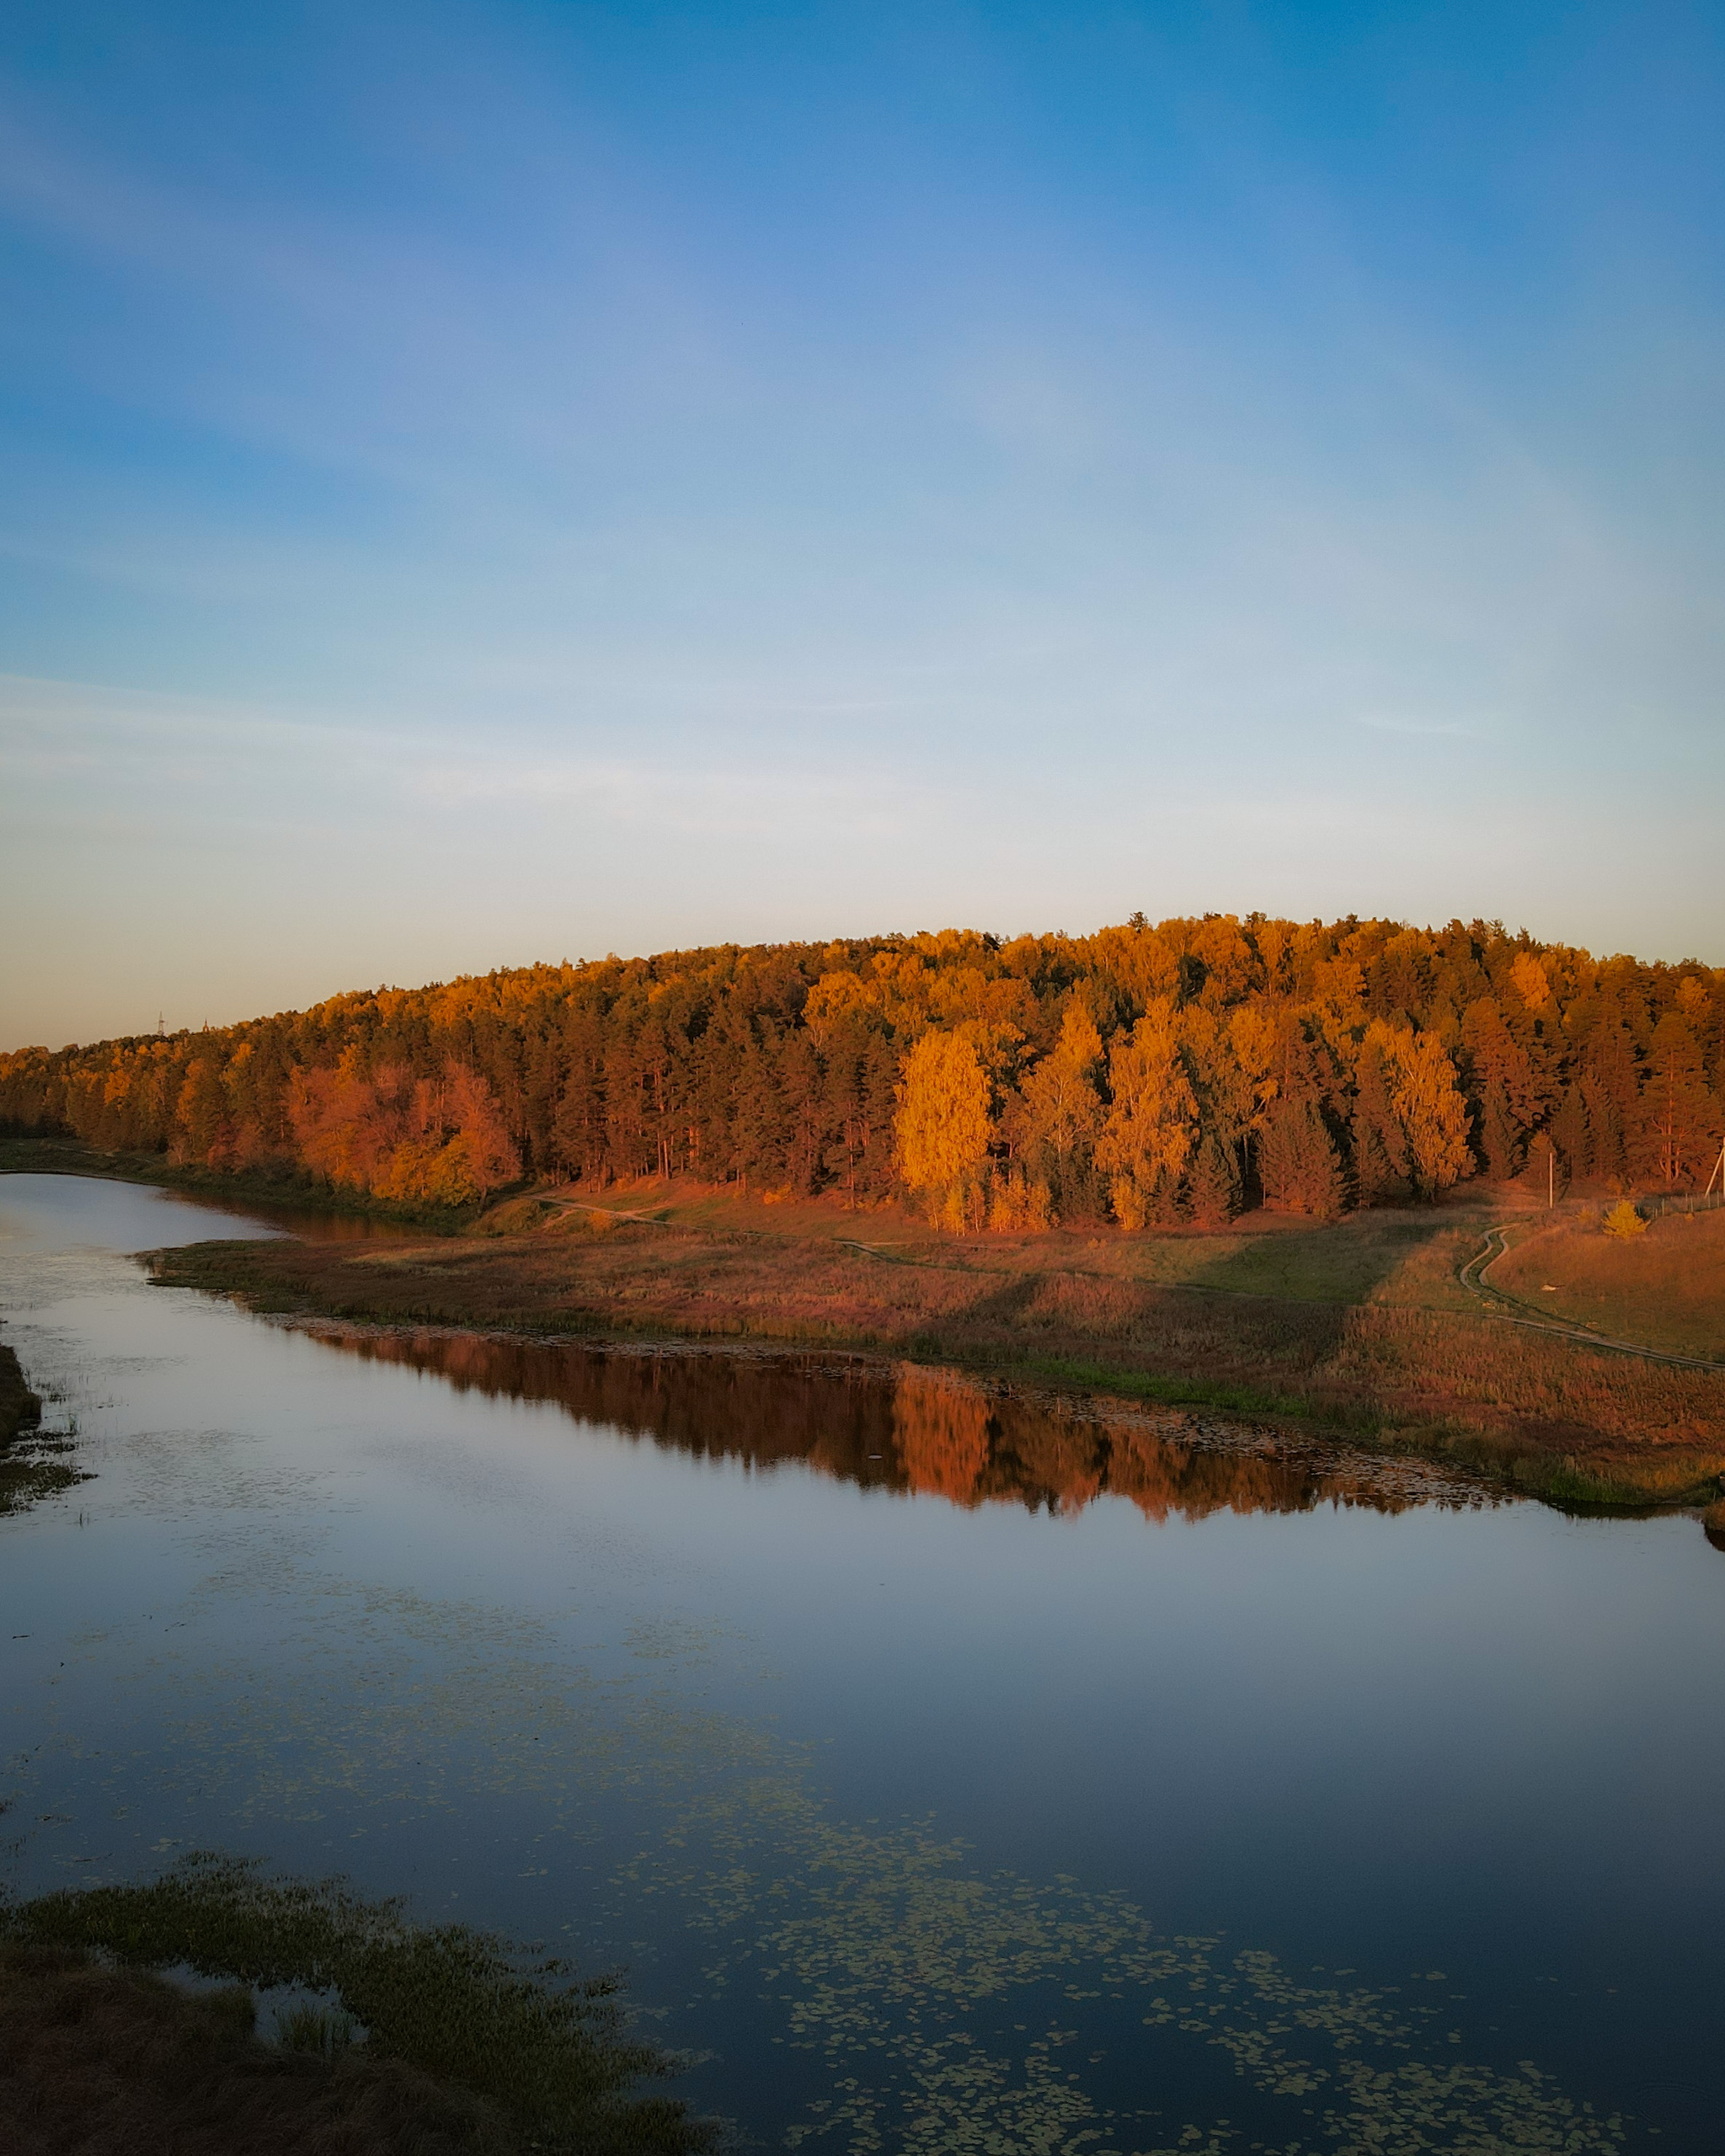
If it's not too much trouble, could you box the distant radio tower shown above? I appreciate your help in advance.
[156,1013,165,1038]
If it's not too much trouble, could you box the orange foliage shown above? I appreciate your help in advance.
[290,1057,517,1204]
[895,1028,993,1230]
[1097,1001,1198,1227]
[3,919,1719,1217]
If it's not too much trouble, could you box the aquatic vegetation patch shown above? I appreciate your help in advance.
[0,1444,87,1516]
[5,1500,1634,2154]
[0,1337,89,1515]
[617,1785,1627,2154]
[0,1267,1648,2153]
[2,1854,718,2153]
[0,1417,89,1516]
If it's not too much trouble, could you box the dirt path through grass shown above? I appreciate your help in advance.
[1459,1224,1725,1372]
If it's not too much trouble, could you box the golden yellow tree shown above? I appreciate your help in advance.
[1096,1001,1198,1228]
[1602,1198,1646,1240]
[172,1058,231,1166]
[895,1027,993,1230]
[1371,1023,1471,1197]
[1019,1001,1104,1165]
[1509,952,1551,1012]
[1007,1000,1103,1220]
[988,1168,1053,1232]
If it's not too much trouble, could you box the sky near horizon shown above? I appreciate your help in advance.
[3,1,1724,1050]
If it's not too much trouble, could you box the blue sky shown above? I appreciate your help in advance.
[3,1,1723,1047]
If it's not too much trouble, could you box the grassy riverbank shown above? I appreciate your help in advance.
[10,1136,1720,1509]
[147,1180,1725,1512]
[0,1856,715,2154]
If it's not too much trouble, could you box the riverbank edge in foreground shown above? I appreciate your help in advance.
[143,1214,1725,1518]
[0,1857,718,2155]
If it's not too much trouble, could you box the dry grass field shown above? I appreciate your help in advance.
[1493,1205,1725,1358]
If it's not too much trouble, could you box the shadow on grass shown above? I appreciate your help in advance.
[1186,1213,1456,1303]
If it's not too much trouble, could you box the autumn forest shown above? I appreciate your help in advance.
[3,915,1722,1230]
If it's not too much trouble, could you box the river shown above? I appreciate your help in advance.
[2,1172,1721,2152]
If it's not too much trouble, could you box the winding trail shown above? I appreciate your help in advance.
[1457,1224,1725,1374]
[535,1192,670,1227]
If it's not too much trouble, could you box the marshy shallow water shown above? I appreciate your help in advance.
[2,1172,1722,2152]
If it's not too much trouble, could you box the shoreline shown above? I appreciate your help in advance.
[0,1136,468,1234]
[7,1140,1721,1520]
[278,1309,1494,1512]
[146,1225,1725,1521]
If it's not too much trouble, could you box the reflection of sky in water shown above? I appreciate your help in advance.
[2,1175,1721,2150]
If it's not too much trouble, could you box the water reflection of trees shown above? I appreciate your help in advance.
[317,1330,1465,1524]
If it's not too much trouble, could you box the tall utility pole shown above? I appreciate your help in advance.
[1706,1134,1725,1200]
[1548,1145,1555,1209]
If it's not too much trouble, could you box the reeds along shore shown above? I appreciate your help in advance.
[3,916,1722,1230]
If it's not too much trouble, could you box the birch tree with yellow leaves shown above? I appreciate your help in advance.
[1096,1001,1199,1228]
[1003,999,1104,1221]
[895,1027,994,1230]
[1369,1022,1472,1197]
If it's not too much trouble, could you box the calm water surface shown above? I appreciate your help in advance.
[2,1174,1722,2152]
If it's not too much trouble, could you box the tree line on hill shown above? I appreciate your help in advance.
[2,915,1720,1227]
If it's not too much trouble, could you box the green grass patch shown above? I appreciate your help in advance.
[1513,1461,1661,1510]
[1,1853,716,2154]
[1008,1353,1384,1433]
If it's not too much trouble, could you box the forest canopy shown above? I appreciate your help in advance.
[3,917,1721,1225]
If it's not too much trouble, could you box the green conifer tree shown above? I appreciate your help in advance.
[1350,1035,1411,1200]
[1258,1100,1345,1219]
